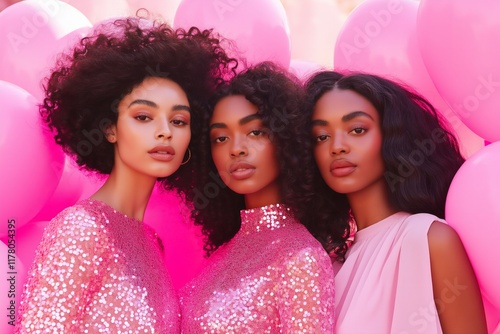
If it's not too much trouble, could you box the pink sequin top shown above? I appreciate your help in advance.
[16,199,180,333]
[179,203,336,333]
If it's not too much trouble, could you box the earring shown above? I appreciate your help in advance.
[106,133,116,143]
[181,148,191,165]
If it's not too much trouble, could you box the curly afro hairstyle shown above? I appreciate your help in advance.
[303,71,465,261]
[187,61,318,255]
[40,16,237,196]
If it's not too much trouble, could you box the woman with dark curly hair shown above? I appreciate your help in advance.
[16,17,236,333]
[305,71,487,333]
[179,62,335,333]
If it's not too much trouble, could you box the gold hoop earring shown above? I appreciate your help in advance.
[181,148,191,165]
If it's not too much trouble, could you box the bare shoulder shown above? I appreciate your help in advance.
[427,220,463,252]
[427,220,487,333]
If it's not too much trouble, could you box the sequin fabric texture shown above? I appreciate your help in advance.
[179,204,336,333]
[16,199,180,333]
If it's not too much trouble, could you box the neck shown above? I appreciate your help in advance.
[244,181,282,209]
[90,166,156,221]
[347,178,398,230]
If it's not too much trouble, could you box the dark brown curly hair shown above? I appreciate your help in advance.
[40,16,238,196]
[188,61,321,255]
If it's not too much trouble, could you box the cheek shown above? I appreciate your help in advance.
[314,145,329,169]
[262,142,279,173]
[210,146,226,170]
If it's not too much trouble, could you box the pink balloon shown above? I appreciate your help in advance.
[446,142,500,310]
[144,185,207,289]
[173,0,291,69]
[127,0,181,25]
[0,240,27,333]
[61,0,129,24]
[417,0,500,143]
[0,0,92,100]
[0,81,64,237]
[334,0,484,158]
[281,0,344,68]
[484,294,500,334]
[31,156,85,222]
[289,59,323,83]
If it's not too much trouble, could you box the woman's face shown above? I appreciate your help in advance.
[209,95,280,207]
[109,77,191,179]
[311,88,385,195]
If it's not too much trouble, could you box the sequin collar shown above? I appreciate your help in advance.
[239,203,295,235]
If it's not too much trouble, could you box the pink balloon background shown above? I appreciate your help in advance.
[0,81,64,237]
[289,59,324,82]
[0,0,92,99]
[446,142,500,312]
[174,0,291,69]
[0,0,498,330]
[417,0,500,143]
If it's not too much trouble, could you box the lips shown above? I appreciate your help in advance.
[229,162,256,180]
[148,145,175,162]
[330,159,356,177]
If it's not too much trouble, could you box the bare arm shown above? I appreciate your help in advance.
[428,221,487,334]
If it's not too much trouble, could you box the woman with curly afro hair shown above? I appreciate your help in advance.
[179,62,335,333]
[305,71,486,333]
[16,17,236,333]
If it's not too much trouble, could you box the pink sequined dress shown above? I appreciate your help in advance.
[179,203,336,333]
[16,199,180,333]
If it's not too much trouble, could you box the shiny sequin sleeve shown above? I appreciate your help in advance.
[277,247,336,333]
[16,200,181,333]
[16,206,112,333]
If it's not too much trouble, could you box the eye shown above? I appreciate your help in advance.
[350,127,366,135]
[249,129,266,137]
[135,115,151,121]
[315,134,330,142]
[213,136,228,144]
[171,119,189,126]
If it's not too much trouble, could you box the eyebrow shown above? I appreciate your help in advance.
[341,111,374,122]
[209,113,262,130]
[128,99,191,113]
[311,111,374,126]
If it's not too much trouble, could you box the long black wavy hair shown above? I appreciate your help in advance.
[40,16,237,198]
[303,71,465,261]
[189,61,318,255]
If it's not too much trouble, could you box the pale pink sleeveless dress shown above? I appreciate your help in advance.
[335,212,444,334]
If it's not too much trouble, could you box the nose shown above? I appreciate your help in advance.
[230,134,248,157]
[330,131,349,155]
[155,118,172,140]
